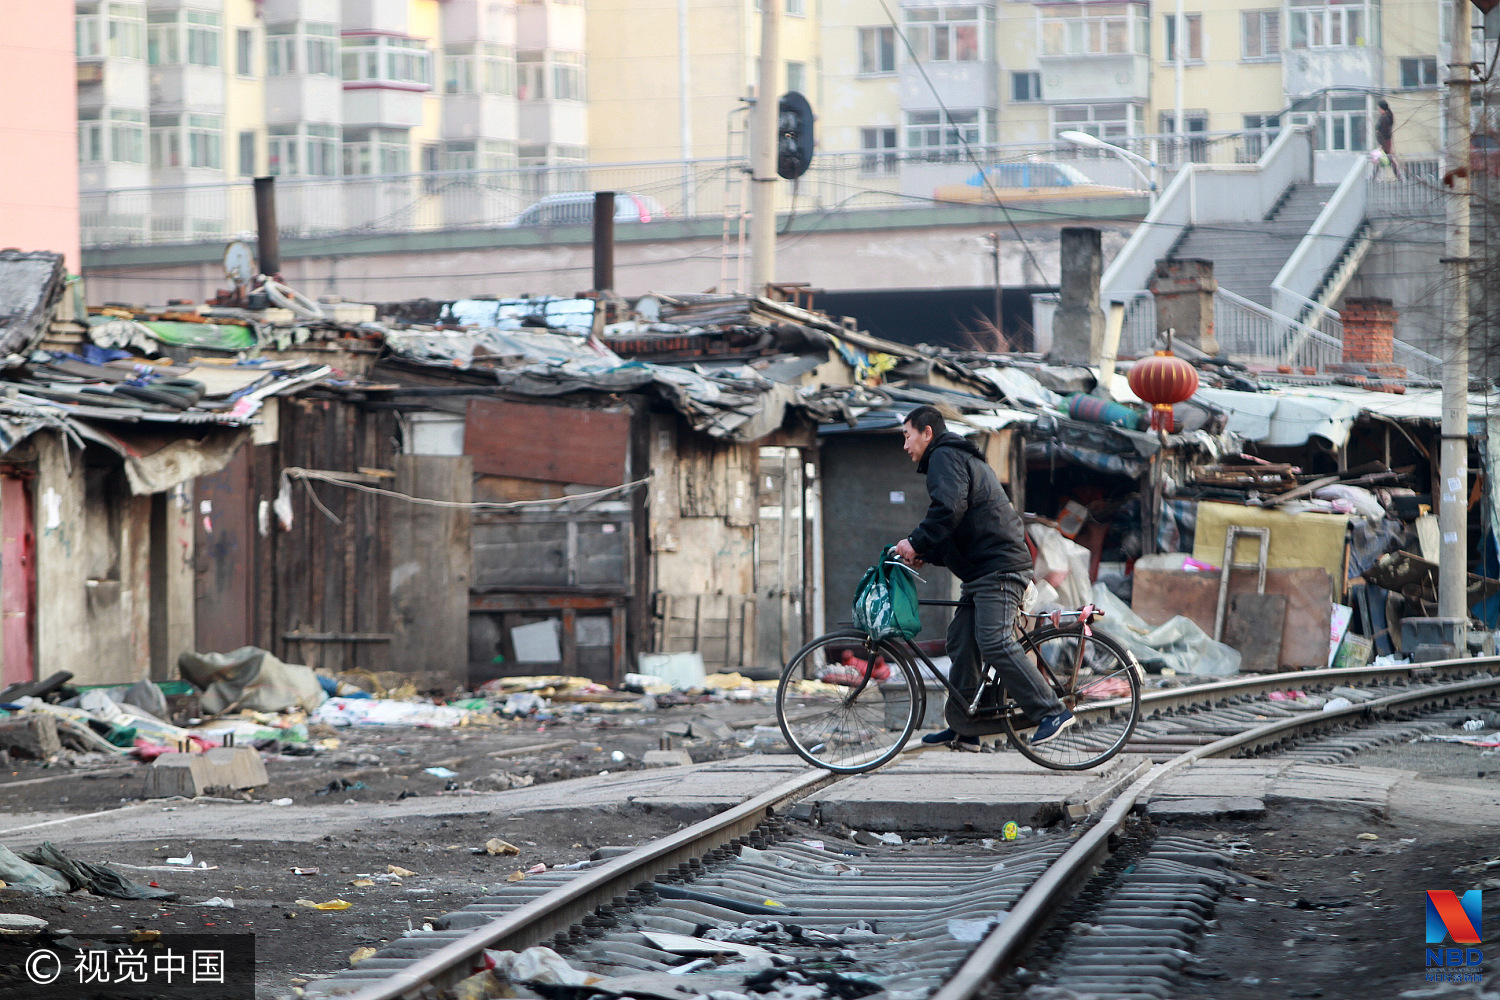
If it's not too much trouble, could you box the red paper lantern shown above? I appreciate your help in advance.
[1128,351,1198,432]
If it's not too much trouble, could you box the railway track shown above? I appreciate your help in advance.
[296,655,1500,1000]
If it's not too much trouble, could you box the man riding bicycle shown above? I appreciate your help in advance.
[892,406,1075,749]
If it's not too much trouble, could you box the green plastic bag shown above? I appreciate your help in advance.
[852,545,922,640]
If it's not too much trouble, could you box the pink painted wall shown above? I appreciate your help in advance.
[0,8,80,270]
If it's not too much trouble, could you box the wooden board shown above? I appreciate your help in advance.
[465,399,629,487]
[389,455,471,691]
[1132,567,1333,670]
[1223,593,1288,673]
[1192,501,1350,600]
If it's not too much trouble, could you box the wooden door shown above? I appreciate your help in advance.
[0,474,35,686]
[755,447,806,670]
[193,447,254,655]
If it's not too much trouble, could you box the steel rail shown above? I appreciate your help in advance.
[932,664,1500,1000]
[337,764,846,1000]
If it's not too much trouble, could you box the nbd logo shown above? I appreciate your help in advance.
[1426,890,1483,971]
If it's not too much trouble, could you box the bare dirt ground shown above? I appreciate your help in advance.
[0,700,778,999]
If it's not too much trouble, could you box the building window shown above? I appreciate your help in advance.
[517,50,545,99]
[266,23,296,75]
[1011,70,1042,101]
[77,7,103,59]
[238,129,255,176]
[109,108,145,163]
[268,123,338,176]
[341,35,432,89]
[1288,0,1367,50]
[445,43,515,95]
[1163,13,1203,62]
[1289,94,1370,151]
[787,0,805,14]
[236,27,252,75]
[905,5,987,63]
[147,10,220,68]
[1159,110,1210,162]
[906,109,993,160]
[860,126,898,174]
[107,3,144,59]
[1051,102,1143,140]
[268,124,298,175]
[342,127,409,176]
[305,24,337,75]
[79,110,105,162]
[1041,4,1148,57]
[859,26,896,74]
[787,60,806,94]
[150,113,222,169]
[1241,113,1280,159]
[552,51,584,101]
[1242,10,1281,59]
[1400,56,1438,88]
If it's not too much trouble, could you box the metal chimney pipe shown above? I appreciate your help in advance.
[593,191,616,292]
[253,177,281,277]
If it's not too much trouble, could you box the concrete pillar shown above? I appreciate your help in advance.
[1050,227,1104,366]
[1337,297,1406,378]
[1148,258,1219,356]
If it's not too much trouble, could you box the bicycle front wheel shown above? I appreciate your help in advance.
[776,629,923,773]
[1004,626,1142,770]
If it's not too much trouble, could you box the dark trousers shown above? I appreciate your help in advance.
[944,569,1064,734]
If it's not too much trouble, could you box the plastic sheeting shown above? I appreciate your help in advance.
[1089,582,1242,677]
[177,647,327,715]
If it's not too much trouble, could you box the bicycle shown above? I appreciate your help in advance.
[774,598,1143,774]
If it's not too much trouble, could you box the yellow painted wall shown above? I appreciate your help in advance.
[1146,2,1284,135]
[224,0,266,176]
[411,0,444,172]
[1379,0,1444,159]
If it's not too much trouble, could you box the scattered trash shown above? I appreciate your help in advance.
[269,798,293,806]
[387,865,415,877]
[506,871,527,883]
[291,867,319,876]
[1464,719,1486,732]
[166,853,193,866]
[525,863,546,875]
[18,843,176,901]
[294,898,352,911]
[349,947,378,964]
[485,838,521,856]
[424,766,458,778]
[947,914,1005,942]
[1322,697,1354,712]
[1003,822,1019,841]
[315,778,365,796]
[197,897,234,908]
[1357,833,1380,841]
[482,946,600,985]
[0,914,47,935]
[350,879,374,887]
[610,751,626,763]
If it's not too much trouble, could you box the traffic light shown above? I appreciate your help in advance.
[777,91,815,180]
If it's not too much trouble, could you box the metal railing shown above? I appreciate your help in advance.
[80,142,1161,249]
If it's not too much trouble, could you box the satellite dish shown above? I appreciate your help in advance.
[223,241,256,290]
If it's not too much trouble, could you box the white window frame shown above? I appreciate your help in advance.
[1241,10,1281,60]
[342,127,410,176]
[235,26,253,75]
[858,26,896,74]
[150,113,221,170]
[906,108,994,160]
[1040,4,1148,57]
[109,108,145,163]
[1050,102,1143,140]
[904,5,989,63]
[1287,0,1368,50]
[1288,94,1370,151]
[1399,56,1438,88]
[147,9,220,68]
[79,110,106,162]
[107,3,144,59]
[77,7,104,59]
[1163,12,1203,63]
[1011,70,1042,101]
[341,35,432,89]
[860,126,899,175]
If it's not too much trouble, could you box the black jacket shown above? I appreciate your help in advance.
[908,432,1032,581]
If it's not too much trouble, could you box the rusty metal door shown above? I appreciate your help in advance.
[755,447,806,671]
[194,447,254,655]
[0,474,35,686]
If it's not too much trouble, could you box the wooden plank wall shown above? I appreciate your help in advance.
[389,455,472,692]
[258,397,397,675]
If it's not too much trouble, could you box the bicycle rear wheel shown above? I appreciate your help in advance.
[1004,626,1142,770]
[776,629,923,774]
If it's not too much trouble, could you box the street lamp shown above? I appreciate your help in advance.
[1059,130,1158,207]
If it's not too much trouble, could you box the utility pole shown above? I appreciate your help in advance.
[749,0,780,294]
[1439,0,1473,628]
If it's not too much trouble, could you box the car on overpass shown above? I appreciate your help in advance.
[511,192,667,227]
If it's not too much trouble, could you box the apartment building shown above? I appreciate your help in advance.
[75,0,587,242]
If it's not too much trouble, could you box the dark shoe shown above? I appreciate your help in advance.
[1029,710,1075,745]
[919,728,982,751]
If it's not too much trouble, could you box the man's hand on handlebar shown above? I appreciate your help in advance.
[893,538,925,569]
